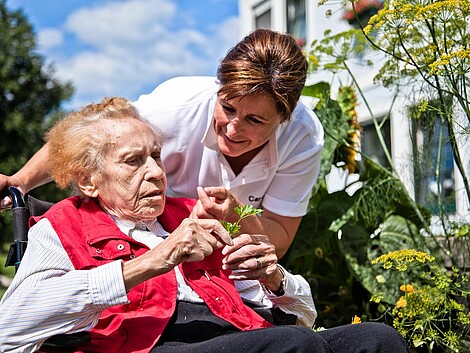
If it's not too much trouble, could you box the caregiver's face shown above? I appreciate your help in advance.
[94,119,167,222]
[213,92,282,158]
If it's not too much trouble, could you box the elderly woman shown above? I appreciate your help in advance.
[0,98,407,353]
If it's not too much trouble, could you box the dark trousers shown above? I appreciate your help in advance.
[151,302,409,353]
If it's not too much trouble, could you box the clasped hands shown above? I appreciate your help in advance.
[189,185,284,292]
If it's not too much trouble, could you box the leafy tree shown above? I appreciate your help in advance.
[0,1,73,247]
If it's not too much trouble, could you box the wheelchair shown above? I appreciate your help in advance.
[2,186,90,351]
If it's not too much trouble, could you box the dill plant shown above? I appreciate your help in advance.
[371,249,470,352]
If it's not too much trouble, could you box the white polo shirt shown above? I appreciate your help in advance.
[134,76,324,217]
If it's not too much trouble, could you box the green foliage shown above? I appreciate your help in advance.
[220,205,263,237]
[364,0,470,202]
[308,29,371,74]
[0,2,73,190]
[291,81,439,328]
[345,215,435,305]
[364,0,470,92]
[0,0,73,289]
[312,0,470,206]
[290,77,465,343]
[330,159,430,232]
[371,249,470,352]
[302,82,351,196]
[283,157,437,328]
[0,1,73,173]
[281,182,367,327]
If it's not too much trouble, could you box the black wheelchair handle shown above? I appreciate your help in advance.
[10,186,25,208]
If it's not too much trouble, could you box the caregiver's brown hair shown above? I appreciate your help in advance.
[217,29,307,121]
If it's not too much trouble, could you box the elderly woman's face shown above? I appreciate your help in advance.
[93,119,166,222]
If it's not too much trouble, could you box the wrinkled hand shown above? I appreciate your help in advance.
[150,218,232,272]
[191,186,242,223]
[221,234,281,289]
[0,175,25,210]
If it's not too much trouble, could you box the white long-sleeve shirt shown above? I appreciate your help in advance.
[0,217,317,353]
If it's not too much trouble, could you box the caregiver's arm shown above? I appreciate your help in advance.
[0,144,52,208]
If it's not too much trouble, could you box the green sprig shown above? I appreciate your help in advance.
[220,205,263,237]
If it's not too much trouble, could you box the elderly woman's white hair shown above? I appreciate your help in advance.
[46,96,163,191]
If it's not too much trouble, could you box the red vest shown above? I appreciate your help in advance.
[30,196,271,353]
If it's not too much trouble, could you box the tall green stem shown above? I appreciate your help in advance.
[343,62,395,171]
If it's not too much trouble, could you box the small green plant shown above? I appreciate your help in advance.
[371,249,470,353]
[220,205,263,237]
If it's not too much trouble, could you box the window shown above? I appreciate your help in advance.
[361,118,391,169]
[286,0,307,46]
[254,1,271,29]
[411,116,455,214]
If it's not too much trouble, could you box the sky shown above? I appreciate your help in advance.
[6,0,240,110]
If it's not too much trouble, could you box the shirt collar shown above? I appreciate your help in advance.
[108,215,168,238]
[200,93,219,150]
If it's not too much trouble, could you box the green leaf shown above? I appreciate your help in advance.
[234,205,263,220]
[221,205,262,237]
[302,82,350,195]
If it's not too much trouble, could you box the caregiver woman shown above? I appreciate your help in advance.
[0,29,323,258]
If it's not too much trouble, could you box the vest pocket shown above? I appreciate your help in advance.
[88,238,133,260]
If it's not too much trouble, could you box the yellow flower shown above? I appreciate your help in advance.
[400,284,414,293]
[371,249,435,270]
[396,296,407,308]
[351,315,362,324]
